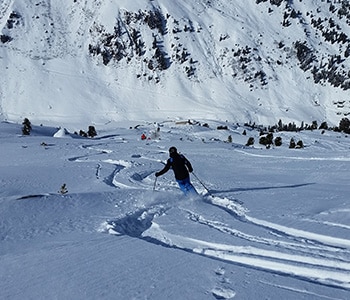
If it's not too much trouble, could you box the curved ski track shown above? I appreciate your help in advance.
[106,195,350,290]
[68,140,350,291]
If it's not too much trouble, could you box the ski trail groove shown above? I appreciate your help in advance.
[103,194,350,290]
[205,195,350,250]
[141,221,350,289]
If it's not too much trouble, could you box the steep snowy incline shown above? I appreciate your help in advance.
[1,0,350,127]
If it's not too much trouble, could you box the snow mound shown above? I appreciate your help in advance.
[212,287,236,299]
[53,127,71,138]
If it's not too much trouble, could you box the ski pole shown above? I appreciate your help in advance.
[192,172,211,195]
[153,176,157,191]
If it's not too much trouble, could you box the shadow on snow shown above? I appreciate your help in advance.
[208,182,315,195]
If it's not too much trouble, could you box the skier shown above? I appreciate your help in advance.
[155,146,198,195]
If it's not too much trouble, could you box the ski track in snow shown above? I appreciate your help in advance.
[63,131,350,292]
[103,192,350,290]
[102,176,350,291]
[304,218,350,231]
[234,149,350,162]
[67,141,159,190]
[259,281,345,300]
[149,199,349,290]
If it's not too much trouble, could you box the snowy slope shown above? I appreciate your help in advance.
[1,0,350,127]
[1,120,350,299]
[1,2,350,297]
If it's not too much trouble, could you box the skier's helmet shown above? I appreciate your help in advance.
[169,146,177,154]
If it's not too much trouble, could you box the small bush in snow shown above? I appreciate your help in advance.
[339,117,350,134]
[289,138,296,149]
[274,136,282,146]
[296,140,304,148]
[88,126,97,138]
[259,132,273,146]
[246,137,254,146]
[59,183,68,194]
[22,118,32,135]
[79,130,88,137]
[319,121,328,130]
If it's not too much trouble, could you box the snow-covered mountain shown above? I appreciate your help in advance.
[1,0,350,127]
[1,2,350,298]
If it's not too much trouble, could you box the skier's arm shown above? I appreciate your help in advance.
[184,156,193,173]
[155,159,171,177]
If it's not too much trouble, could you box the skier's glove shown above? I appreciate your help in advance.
[155,172,160,177]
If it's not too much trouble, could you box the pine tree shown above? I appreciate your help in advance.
[246,137,254,146]
[274,136,282,146]
[88,126,97,138]
[59,184,68,194]
[339,118,350,133]
[22,118,32,135]
[296,140,304,148]
[289,138,296,149]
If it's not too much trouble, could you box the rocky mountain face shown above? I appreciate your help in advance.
[87,0,350,90]
[0,0,349,126]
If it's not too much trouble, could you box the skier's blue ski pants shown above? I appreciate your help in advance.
[176,176,197,196]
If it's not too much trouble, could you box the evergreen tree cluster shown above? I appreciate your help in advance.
[258,132,284,148]
[243,116,350,149]
[289,138,304,149]
[76,125,98,138]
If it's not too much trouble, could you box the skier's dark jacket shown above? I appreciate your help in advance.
[157,152,193,180]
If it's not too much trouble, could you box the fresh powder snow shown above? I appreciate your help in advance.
[1,120,349,299]
[1,0,350,299]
